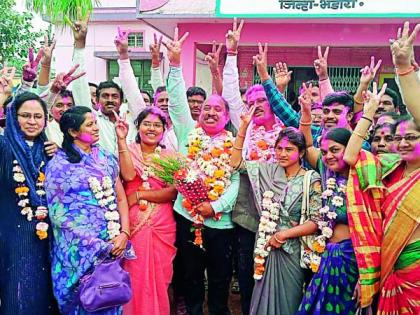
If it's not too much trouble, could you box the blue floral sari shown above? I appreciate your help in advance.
[45,146,121,315]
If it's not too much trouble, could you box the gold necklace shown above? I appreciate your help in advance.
[286,166,303,180]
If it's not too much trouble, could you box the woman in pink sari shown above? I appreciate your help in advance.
[116,107,177,315]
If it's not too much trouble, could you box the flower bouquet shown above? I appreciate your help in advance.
[152,156,221,247]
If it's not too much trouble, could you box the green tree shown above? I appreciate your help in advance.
[0,0,44,70]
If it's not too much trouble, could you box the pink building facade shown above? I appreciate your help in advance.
[53,0,169,93]
[137,0,420,95]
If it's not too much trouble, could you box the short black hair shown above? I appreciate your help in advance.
[275,127,307,155]
[187,86,206,99]
[96,81,123,101]
[383,87,401,109]
[88,82,98,89]
[155,86,166,95]
[140,89,152,102]
[323,91,354,111]
[59,89,74,99]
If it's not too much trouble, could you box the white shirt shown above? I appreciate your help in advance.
[45,119,64,146]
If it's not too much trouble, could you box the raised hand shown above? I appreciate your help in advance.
[150,33,163,68]
[23,47,44,82]
[0,65,16,95]
[70,8,90,49]
[240,105,256,127]
[273,62,293,91]
[298,83,313,114]
[114,111,129,140]
[360,56,382,85]
[362,82,388,119]
[225,17,244,53]
[50,64,86,94]
[40,34,57,67]
[314,46,329,81]
[162,27,189,67]
[390,21,420,71]
[205,41,223,75]
[114,26,130,59]
[253,42,269,82]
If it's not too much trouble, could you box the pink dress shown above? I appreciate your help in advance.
[123,144,177,315]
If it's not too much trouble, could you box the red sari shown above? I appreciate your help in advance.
[123,143,176,315]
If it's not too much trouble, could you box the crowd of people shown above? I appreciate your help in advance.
[0,15,419,315]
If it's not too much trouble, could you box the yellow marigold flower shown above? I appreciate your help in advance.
[208,190,219,201]
[211,148,222,158]
[213,185,225,195]
[15,186,29,194]
[188,146,200,155]
[214,169,225,179]
[310,262,319,273]
[36,230,48,240]
[223,140,233,148]
[38,172,46,182]
[313,241,326,253]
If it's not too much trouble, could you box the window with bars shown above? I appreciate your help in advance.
[253,66,362,94]
[108,59,153,96]
[128,32,144,48]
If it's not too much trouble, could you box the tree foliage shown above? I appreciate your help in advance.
[0,0,44,70]
[25,0,99,23]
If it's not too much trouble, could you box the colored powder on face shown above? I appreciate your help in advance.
[78,132,95,144]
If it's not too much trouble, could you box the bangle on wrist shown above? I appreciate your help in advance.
[136,191,141,202]
[121,230,130,239]
[227,49,238,55]
[274,234,287,244]
[233,144,243,150]
[353,131,368,140]
[396,66,414,76]
[354,98,364,105]
[237,133,246,138]
[300,120,312,126]
[361,116,373,124]
[119,149,128,153]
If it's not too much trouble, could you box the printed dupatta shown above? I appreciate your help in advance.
[380,168,420,287]
[346,150,387,308]
[126,142,172,236]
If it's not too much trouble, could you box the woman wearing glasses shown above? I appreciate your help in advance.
[116,107,177,315]
[0,92,58,314]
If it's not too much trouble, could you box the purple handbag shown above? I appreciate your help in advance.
[79,257,132,312]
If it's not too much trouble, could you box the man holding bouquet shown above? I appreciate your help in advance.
[164,27,240,315]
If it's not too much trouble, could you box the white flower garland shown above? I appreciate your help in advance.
[253,191,280,280]
[187,127,234,201]
[13,160,49,240]
[88,176,120,239]
[138,146,161,211]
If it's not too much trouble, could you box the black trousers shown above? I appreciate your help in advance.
[173,213,234,315]
[234,225,256,315]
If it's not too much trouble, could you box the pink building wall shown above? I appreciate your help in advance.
[177,21,420,87]
[53,20,169,85]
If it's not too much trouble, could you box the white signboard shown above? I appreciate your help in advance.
[216,0,420,18]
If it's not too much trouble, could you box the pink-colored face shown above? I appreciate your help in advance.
[246,90,274,126]
[322,103,352,130]
[138,113,164,146]
[320,139,348,173]
[51,95,74,122]
[198,94,229,135]
[371,125,396,155]
[275,137,302,168]
[17,100,46,140]
[395,120,420,162]
[75,112,100,144]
